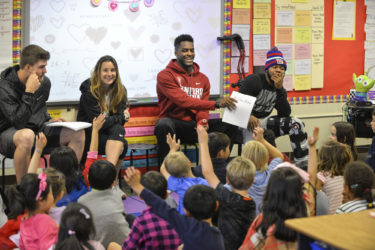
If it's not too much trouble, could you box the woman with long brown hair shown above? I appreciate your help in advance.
[78,55,129,176]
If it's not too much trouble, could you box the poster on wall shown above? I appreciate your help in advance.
[275,0,324,91]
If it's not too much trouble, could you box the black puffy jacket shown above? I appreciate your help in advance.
[77,78,128,130]
[0,65,51,133]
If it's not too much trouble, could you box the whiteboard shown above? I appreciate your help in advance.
[25,0,223,103]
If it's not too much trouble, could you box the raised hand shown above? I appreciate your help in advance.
[247,115,261,132]
[35,132,47,152]
[124,167,143,194]
[308,126,319,147]
[93,113,106,132]
[166,133,180,153]
[252,127,264,141]
[197,125,208,145]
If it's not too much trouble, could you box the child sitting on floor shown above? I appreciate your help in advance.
[27,132,67,225]
[329,121,358,160]
[336,161,375,213]
[242,127,284,214]
[124,167,225,250]
[50,146,90,207]
[240,127,319,250]
[7,173,58,249]
[198,125,256,250]
[316,140,352,214]
[45,168,66,225]
[108,171,181,250]
[78,160,130,248]
[193,131,230,184]
[160,133,208,214]
[55,203,105,250]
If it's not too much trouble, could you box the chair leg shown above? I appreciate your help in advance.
[0,186,9,215]
[146,149,149,172]
[195,144,199,164]
[238,144,242,156]
[2,157,6,191]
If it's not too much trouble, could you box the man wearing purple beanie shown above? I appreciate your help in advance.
[238,47,308,168]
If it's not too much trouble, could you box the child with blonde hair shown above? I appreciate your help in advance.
[316,140,352,214]
[198,126,256,250]
[241,127,284,214]
[336,161,375,213]
[240,127,319,250]
[160,134,208,214]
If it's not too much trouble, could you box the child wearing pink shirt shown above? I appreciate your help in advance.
[7,172,58,249]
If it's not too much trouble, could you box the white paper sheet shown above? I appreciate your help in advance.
[222,91,256,129]
[333,0,356,39]
[253,35,271,50]
[294,59,311,75]
[46,122,92,131]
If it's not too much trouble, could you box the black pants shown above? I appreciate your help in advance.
[154,117,240,163]
[80,124,128,165]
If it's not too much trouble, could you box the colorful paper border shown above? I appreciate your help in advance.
[223,0,231,96]
[13,0,22,65]
[288,95,349,105]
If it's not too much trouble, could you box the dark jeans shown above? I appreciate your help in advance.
[154,117,240,163]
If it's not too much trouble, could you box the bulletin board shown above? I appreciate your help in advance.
[227,0,366,104]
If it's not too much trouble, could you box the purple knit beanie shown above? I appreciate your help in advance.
[264,47,287,71]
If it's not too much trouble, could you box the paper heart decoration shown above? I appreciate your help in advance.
[129,1,139,12]
[144,0,154,7]
[109,0,118,11]
[91,0,101,7]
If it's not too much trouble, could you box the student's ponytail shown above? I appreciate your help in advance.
[56,203,96,250]
[7,173,50,219]
[7,185,27,219]
[364,187,374,209]
[55,233,87,250]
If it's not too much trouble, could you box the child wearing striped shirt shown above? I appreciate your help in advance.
[336,161,375,214]
[316,141,353,214]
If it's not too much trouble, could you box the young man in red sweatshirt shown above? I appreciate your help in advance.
[155,34,237,162]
